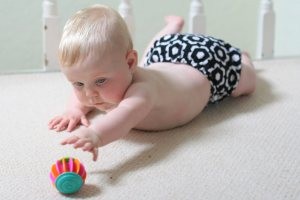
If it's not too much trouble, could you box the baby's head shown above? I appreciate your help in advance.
[59,4,133,67]
[59,5,137,111]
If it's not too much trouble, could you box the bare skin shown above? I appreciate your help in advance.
[49,16,256,161]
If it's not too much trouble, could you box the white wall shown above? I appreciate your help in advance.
[274,0,300,57]
[0,1,42,72]
[0,0,299,73]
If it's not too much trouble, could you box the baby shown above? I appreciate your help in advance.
[48,4,256,161]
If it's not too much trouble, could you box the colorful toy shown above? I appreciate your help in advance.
[50,157,87,194]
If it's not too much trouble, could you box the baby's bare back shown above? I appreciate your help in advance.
[134,62,211,130]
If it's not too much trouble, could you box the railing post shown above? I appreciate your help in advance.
[42,0,60,71]
[256,0,275,59]
[118,0,135,38]
[188,0,206,35]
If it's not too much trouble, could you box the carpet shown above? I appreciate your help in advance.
[0,58,299,199]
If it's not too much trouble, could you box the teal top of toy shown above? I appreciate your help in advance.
[50,157,87,194]
[55,172,83,194]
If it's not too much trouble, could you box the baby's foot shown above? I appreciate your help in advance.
[242,51,255,69]
[165,15,184,31]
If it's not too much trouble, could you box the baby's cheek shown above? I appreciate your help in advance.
[103,91,123,104]
[110,83,128,100]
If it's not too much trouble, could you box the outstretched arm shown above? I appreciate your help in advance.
[61,83,154,161]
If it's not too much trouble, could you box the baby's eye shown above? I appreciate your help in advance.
[73,82,84,88]
[95,78,107,86]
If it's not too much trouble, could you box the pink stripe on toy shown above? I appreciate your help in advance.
[50,157,87,183]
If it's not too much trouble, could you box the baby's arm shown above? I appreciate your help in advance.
[48,92,94,132]
[61,83,154,161]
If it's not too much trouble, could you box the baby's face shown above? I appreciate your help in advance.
[62,50,136,111]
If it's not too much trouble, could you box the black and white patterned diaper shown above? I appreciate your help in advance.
[144,33,242,103]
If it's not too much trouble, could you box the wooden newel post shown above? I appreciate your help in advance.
[256,0,275,59]
[42,0,60,71]
[119,0,135,39]
[189,0,206,35]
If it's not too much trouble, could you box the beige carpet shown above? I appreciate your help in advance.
[0,58,299,200]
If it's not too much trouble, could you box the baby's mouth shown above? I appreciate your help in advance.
[89,98,102,105]
[91,101,104,108]
[92,102,105,107]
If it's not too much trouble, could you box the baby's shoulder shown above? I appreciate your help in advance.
[125,73,156,99]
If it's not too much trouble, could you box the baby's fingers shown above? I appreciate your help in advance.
[67,119,79,132]
[73,139,89,149]
[88,147,99,162]
[82,142,94,152]
[48,117,62,129]
[61,135,79,145]
[55,119,70,132]
[92,148,99,161]
[81,116,90,127]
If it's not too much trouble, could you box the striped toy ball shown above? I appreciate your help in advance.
[50,157,86,194]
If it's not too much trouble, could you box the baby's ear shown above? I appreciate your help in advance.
[126,50,138,71]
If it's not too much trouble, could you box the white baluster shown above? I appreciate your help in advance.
[118,0,135,38]
[256,0,275,59]
[188,0,206,35]
[42,0,60,71]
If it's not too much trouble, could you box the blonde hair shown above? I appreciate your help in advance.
[59,4,133,67]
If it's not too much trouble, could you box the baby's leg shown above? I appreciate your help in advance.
[140,16,184,65]
[231,52,256,97]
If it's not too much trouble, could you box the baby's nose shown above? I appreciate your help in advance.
[85,88,98,97]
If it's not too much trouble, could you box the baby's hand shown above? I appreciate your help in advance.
[48,109,89,132]
[60,126,101,161]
